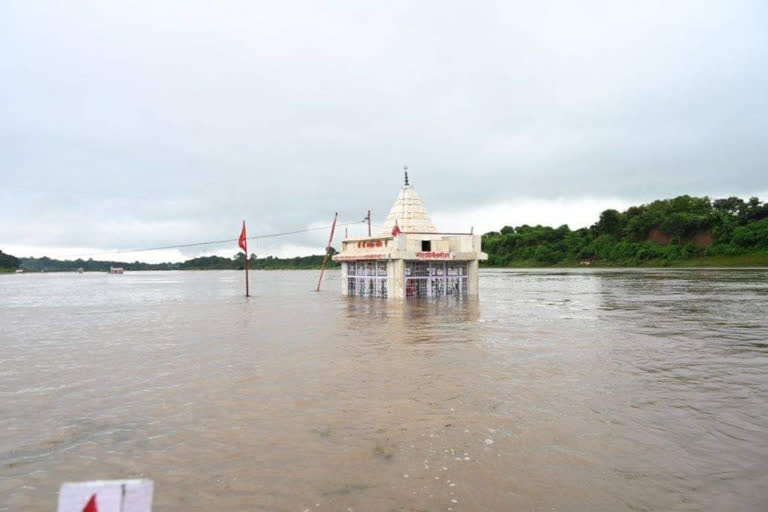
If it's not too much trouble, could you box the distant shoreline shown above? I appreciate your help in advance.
[5,194,768,273]
[7,257,768,274]
[482,253,768,269]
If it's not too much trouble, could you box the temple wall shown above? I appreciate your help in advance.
[404,237,451,252]
[446,235,482,252]
[468,259,480,296]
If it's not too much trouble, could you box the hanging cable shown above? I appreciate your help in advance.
[68,219,368,259]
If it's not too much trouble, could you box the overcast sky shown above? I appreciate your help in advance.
[2,1,767,262]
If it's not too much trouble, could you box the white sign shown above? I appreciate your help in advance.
[58,480,153,512]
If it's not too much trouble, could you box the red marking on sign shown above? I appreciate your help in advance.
[356,240,386,248]
[416,252,451,259]
[82,494,98,512]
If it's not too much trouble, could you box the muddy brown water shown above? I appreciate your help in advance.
[1,269,767,511]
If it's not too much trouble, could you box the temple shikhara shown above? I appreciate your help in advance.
[333,170,487,298]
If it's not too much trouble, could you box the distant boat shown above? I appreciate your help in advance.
[109,267,124,274]
[77,267,84,273]
[15,269,24,273]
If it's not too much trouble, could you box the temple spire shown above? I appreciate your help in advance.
[379,170,436,234]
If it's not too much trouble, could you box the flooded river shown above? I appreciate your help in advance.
[1,269,767,511]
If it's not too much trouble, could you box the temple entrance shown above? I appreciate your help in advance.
[405,261,468,297]
[346,261,388,297]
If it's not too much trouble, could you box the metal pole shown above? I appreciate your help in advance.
[316,212,338,292]
[367,209,371,236]
[244,249,250,297]
[243,223,250,298]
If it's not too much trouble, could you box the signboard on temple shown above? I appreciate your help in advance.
[357,240,385,248]
[335,253,385,261]
[416,251,452,259]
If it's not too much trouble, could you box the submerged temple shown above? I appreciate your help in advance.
[332,171,487,298]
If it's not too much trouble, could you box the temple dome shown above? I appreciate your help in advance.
[380,184,437,234]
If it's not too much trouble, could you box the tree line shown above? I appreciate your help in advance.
[482,195,768,266]
[4,195,768,272]
[11,249,339,272]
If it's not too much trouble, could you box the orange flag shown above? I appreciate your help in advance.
[238,221,247,252]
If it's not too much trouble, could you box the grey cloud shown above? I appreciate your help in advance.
[1,0,767,257]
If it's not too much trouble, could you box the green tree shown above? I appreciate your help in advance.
[594,209,623,236]
[0,250,19,271]
[481,194,767,267]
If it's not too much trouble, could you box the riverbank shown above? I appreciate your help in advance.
[8,257,768,273]
[483,252,768,268]
[13,254,338,273]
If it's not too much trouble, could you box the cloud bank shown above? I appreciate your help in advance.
[2,1,766,261]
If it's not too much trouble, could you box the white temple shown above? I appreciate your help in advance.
[333,170,487,298]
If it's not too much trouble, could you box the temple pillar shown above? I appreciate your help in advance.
[468,260,480,296]
[340,262,349,296]
[388,259,405,298]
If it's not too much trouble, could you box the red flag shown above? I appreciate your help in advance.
[238,221,247,252]
[391,221,401,237]
[82,494,98,512]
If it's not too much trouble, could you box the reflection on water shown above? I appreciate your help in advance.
[1,269,767,511]
[342,297,481,346]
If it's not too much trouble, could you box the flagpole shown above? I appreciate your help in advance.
[244,238,250,298]
[240,219,250,298]
[316,212,338,292]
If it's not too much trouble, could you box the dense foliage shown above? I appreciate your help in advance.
[0,250,19,271]
[482,195,768,266]
[17,249,339,272]
[180,252,337,270]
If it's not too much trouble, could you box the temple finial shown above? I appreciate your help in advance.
[404,165,409,186]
